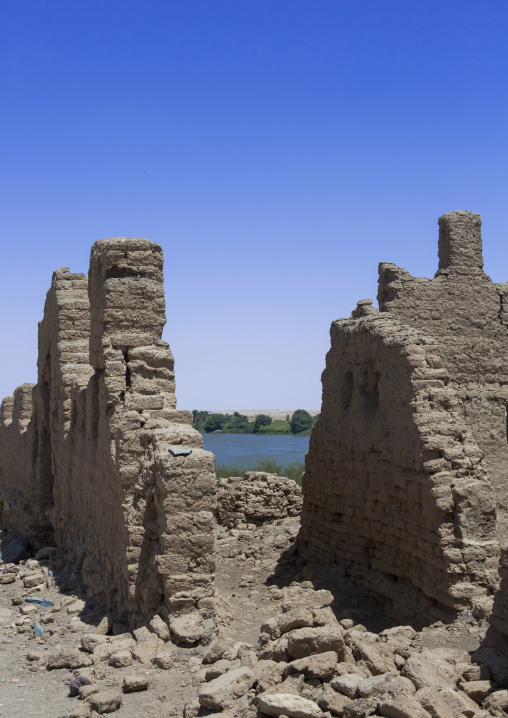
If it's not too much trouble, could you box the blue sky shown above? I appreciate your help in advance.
[1,1,507,410]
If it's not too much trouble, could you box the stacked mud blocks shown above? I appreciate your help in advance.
[299,211,508,628]
[0,239,216,631]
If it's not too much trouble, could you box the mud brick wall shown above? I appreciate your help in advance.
[0,239,216,629]
[217,472,303,529]
[300,210,504,627]
[0,385,39,539]
[378,211,508,542]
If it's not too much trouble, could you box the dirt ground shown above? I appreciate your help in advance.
[0,518,489,718]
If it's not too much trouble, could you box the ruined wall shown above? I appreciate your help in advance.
[0,385,39,539]
[378,211,508,541]
[299,210,504,627]
[217,472,303,530]
[0,239,216,630]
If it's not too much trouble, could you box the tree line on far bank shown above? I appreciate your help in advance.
[192,410,319,436]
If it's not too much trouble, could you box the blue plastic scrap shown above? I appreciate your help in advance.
[33,622,44,638]
[26,597,54,608]
[168,446,192,457]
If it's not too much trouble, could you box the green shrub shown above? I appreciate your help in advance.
[290,409,314,434]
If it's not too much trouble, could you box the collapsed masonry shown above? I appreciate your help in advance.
[0,239,216,629]
[299,210,508,628]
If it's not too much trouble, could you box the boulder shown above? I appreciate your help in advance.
[415,687,458,718]
[459,679,496,703]
[330,673,363,698]
[439,687,483,717]
[258,693,323,718]
[47,650,93,670]
[317,685,351,715]
[402,651,457,690]
[109,650,132,668]
[255,660,287,693]
[288,651,338,679]
[123,675,149,692]
[170,613,204,644]
[199,666,255,710]
[286,627,346,661]
[88,690,122,714]
[205,659,235,681]
[357,672,408,698]
[483,689,508,712]
[81,633,109,653]
[342,697,378,717]
[377,693,432,718]
[203,638,227,664]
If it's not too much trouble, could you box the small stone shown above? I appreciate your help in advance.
[23,571,46,588]
[342,698,378,718]
[20,605,38,615]
[0,574,16,584]
[79,684,100,700]
[203,638,227,664]
[170,612,204,644]
[123,675,149,692]
[81,633,109,653]
[149,615,170,641]
[94,616,113,635]
[153,651,174,669]
[47,650,93,670]
[88,690,122,713]
[67,599,86,615]
[26,650,44,662]
[69,675,93,697]
[109,650,132,668]
[205,659,234,681]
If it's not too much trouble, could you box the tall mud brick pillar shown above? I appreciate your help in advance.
[299,211,505,628]
[69,238,217,629]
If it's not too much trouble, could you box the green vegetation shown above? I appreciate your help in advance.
[214,457,304,485]
[192,409,320,435]
[192,411,252,433]
[290,409,314,434]
[253,414,272,432]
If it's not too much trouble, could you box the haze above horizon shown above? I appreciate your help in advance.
[1,1,507,410]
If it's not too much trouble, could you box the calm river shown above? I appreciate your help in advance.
[202,433,310,471]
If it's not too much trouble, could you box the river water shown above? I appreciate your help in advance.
[202,433,310,471]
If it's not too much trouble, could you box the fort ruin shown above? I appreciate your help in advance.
[0,238,216,630]
[299,210,508,630]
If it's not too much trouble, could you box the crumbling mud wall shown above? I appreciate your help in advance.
[217,472,302,529]
[0,239,216,631]
[0,385,39,540]
[299,211,504,627]
[378,211,508,542]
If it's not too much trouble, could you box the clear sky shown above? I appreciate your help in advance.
[1,1,507,411]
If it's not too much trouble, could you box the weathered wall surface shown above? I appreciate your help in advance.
[217,472,302,529]
[299,211,504,627]
[0,239,216,631]
[378,211,508,541]
[0,385,39,540]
